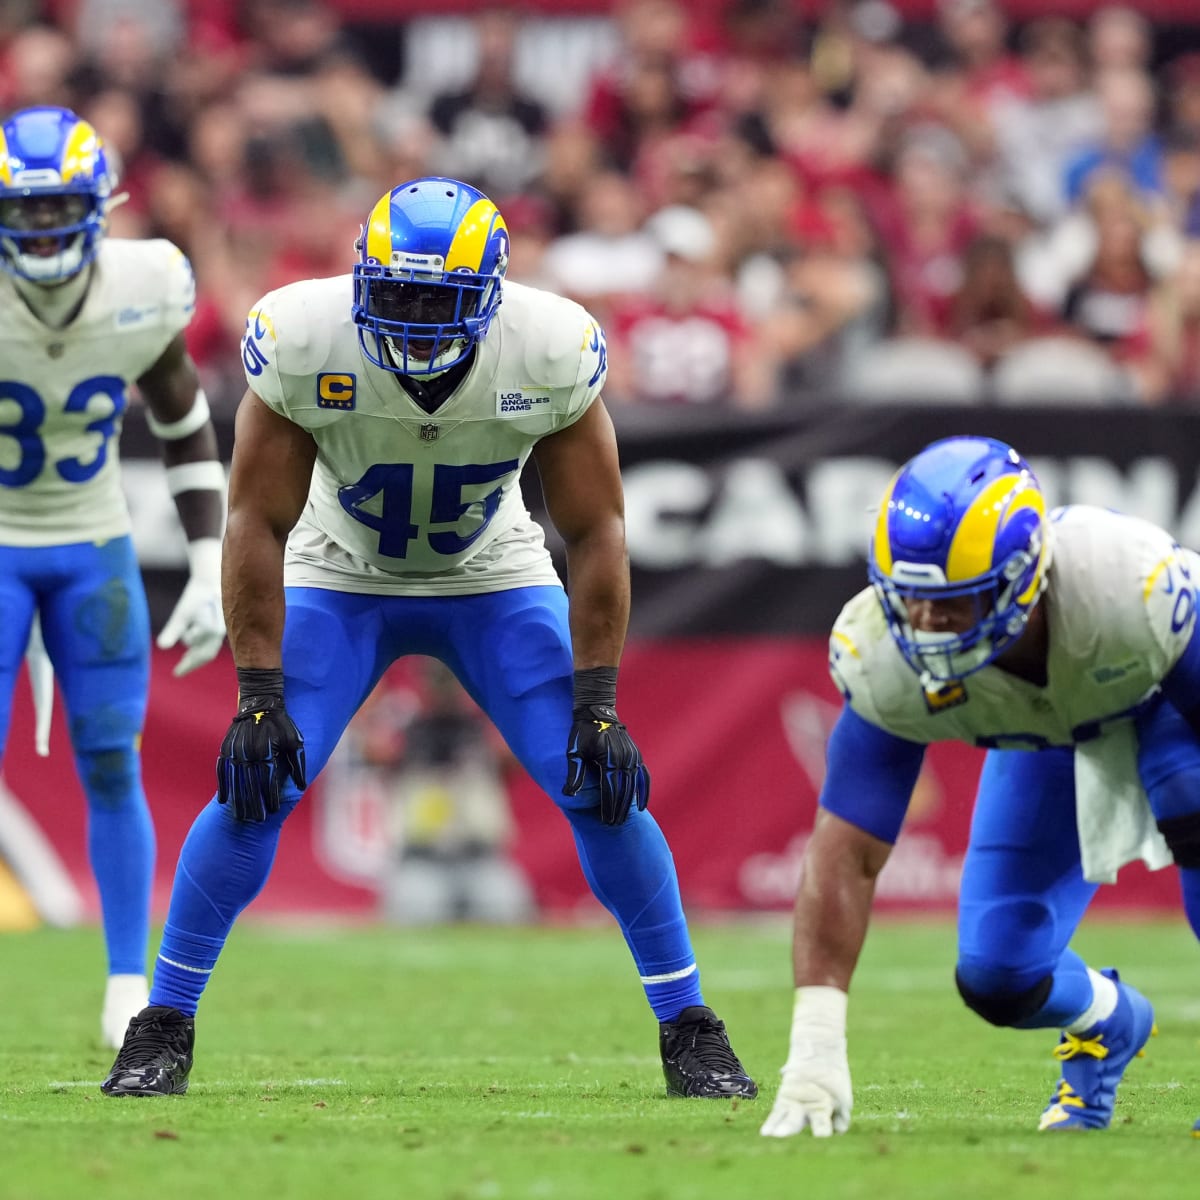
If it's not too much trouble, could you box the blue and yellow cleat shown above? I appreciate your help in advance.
[1192,1116,1200,1139]
[1038,968,1155,1131]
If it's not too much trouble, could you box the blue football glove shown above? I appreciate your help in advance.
[216,668,306,822]
[564,703,651,825]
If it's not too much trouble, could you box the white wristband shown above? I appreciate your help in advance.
[165,459,226,497]
[788,986,848,1057]
[146,389,211,440]
[184,536,222,586]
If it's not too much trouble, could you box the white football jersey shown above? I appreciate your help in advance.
[241,276,608,595]
[0,238,195,546]
[830,505,1200,749]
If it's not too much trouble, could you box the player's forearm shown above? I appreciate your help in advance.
[563,520,631,669]
[221,510,287,669]
[792,811,891,991]
[161,425,224,543]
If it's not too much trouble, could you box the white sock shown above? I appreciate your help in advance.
[1065,968,1119,1034]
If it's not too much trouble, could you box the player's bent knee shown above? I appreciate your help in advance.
[955,967,1053,1027]
[77,747,140,810]
[1157,811,1200,869]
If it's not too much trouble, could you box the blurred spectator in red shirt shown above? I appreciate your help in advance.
[0,23,77,111]
[605,205,776,409]
[929,0,1029,163]
[870,123,980,337]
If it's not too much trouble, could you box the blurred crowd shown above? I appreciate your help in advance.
[8,0,1200,409]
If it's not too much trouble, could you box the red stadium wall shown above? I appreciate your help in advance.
[1,637,1180,922]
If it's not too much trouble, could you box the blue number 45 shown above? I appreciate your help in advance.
[338,460,519,558]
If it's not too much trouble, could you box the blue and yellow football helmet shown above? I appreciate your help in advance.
[868,436,1052,684]
[352,177,509,376]
[0,106,116,283]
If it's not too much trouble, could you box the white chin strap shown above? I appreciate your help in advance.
[3,234,87,283]
[911,629,994,686]
[383,333,465,375]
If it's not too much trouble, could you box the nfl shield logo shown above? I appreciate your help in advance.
[419,423,440,442]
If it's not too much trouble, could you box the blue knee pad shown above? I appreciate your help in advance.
[956,963,1054,1027]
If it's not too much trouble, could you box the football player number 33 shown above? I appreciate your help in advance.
[339,460,519,558]
[0,376,126,487]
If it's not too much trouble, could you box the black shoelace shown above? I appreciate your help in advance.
[672,1018,744,1075]
[112,1014,186,1067]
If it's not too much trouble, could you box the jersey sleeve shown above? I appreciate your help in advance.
[1155,546,1200,714]
[561,315,608,427]
[1139,537,1200,688]
[160,243,197,341]
[240,291,289,416]
[818,705,926,844]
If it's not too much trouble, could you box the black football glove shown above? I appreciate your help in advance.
[564,703,651,826]
[216,667,307,822]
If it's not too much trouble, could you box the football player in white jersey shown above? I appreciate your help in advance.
[0,107,226,1048]
[101,176,757,1101]
[761,435,1200,1139]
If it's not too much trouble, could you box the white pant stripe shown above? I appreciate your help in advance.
[639,963,698,985]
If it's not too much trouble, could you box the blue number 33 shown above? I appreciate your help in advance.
[0,376,127,488]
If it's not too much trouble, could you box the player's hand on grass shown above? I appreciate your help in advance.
[761,987,852,1138]
[564,704,651,825]
[216,667,306,822]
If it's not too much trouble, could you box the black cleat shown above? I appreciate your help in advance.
[100,1005,194,1097]
[659,1005,758,1099]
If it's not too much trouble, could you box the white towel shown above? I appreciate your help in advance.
[1073,721,1173,885]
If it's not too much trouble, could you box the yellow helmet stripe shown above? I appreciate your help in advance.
[364,192,394,264]
[0,127,10,187]
[60,119,100,185]
[871,470,901,576]
[445,198,505,272]
[946,474,1043,582]
[1015,493,1050,605]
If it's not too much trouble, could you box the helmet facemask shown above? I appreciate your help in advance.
[0,189,104,284]
[354,263,498,376]
[870,537,1049,687]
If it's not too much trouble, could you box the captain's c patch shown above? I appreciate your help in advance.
[923,681,968,714]
[317,373,356,409]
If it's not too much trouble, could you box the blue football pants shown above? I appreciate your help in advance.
[151,585,702,1021]
[0,537,153,976]
[957,696,1200,1026]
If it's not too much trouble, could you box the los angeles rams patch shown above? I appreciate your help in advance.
[496,389,552,416]
[317,373,356,409]
[923,681,968,713]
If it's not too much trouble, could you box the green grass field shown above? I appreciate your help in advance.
[1,916,1198,1200]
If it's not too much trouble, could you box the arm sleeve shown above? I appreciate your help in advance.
[818,705,926,844]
